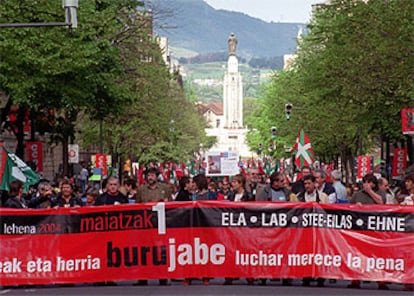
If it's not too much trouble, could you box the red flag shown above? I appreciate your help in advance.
[95,154,107,177]
[401,108,414,135]
[292,129,315,169]
[257,159,265,176]
[356,156,373,181]
[325,162,334,183]
[392,148,407,178]
[26,141,43,174]
[239,160,247,177]
[138,164,145,185]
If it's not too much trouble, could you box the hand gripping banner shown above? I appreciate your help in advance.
[0,201,413,285]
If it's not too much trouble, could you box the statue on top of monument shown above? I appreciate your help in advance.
[228,33,237,56]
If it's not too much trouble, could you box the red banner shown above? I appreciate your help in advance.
[401,108,414,135]
[26,141,43,174]
[95,154,107,177]
[0,202,413,286]
[356,156,373,180]
[0,144,7,184]
[392,148,407,178]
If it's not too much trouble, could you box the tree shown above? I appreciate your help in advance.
[0,1,144,176]
[247,0,414,181]
[76,7,210,170]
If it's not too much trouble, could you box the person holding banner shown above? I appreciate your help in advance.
[331,170,348,203]
[223,174,255,286]
[297,175,329,204]
[29,181,56,209]
[183,174,216,286]
[313,169,337,203]
[377,177,395,204]
[400,174,414,205]
[53,179,83,208]
[245,167,263,199]
[256,172,296,202]
[291,166,312,195]
[4,180,27,208]
[228,174,253,202]
[296,174,329,287]
[94,177,128,206]
[350,173,385,205]
[136,167,172,203]
[175,176,193,201]
[135,167,171,286]
[218,177,232,200]
[348,173,388,290]
[255,171,296,286]
[192,174,217,201]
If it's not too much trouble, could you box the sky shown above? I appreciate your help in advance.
[204,0,324,23]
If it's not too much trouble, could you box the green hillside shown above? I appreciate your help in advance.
[183,62,274,102]
[152,0,304,59]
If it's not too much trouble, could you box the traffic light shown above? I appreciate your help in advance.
[285,103,293,120]
[271,126,277,139]
[379,160,386,173]
[257,143,263,155]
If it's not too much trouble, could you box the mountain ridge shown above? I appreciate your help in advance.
[151,0,305,59]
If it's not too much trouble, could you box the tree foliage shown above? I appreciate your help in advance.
[75,4,211,165]
[0,0,209,176]
[247,0,414,176]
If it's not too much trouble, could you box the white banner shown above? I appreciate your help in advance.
[206,151,240,176]
[68,144,79,164]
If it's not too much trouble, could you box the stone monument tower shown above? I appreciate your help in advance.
[223,33,243,129]
[205,33,251,157]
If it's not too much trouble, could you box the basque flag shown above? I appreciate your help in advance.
[292,128,315,169]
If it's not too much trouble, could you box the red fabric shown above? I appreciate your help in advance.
[257,160,265,176]
[293,128,315,169]
[26,142,43,174]
[356,156,373,180]
[392,148,407,178]
[0,202,412,285]
[401,108,414,135]
[95,154,107,176]
[325,162,334,183]
[138,165,145,185]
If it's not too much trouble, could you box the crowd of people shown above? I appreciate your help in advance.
[0,165,413,291]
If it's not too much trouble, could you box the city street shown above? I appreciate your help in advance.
[1,279,409,295]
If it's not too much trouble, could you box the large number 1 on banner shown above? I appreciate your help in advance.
[152,203,166,234]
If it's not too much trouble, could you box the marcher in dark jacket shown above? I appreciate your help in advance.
[52,179,83,208]
[224,174,254,286]
[4,180,26,208]
[175,176,193,201]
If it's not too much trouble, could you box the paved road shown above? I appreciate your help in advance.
[1,279,410,295]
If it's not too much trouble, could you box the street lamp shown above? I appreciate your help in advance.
[0,0,78,29]
[169,119,175,133]
[257,143,263,156]
[63,0,79,28]
[199,143,204,174]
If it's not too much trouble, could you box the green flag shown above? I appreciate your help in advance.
[264,159,272,176]
[0,144,40,192]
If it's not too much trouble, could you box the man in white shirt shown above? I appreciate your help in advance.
[297,175,329,203]
[331,169,348,202]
